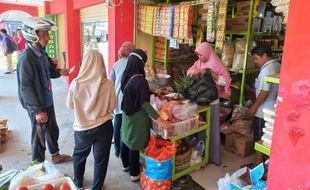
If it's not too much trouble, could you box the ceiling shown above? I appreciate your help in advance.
[0,0,52,6]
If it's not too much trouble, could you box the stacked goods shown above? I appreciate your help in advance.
[206,1,216,42]
[153,6,162,36]
[138,5,147,32]
[154,37,196,62]
[145,6,156,34]
[173,5,193,40]
[159,6,175,38]
[262,108,275,148]
[215,0,228,53]
[196,4,208,44]
[173,6,181,39]
[138,5,155,35]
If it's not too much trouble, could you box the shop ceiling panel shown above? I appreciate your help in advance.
[80,3,107,23]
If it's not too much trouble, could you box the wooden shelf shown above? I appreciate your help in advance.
[255,140,271,156]
[264,74,280,84]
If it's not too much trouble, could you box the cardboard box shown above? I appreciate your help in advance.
[236,1,251,17]
[225,132,254,158]
[226,17,249,32]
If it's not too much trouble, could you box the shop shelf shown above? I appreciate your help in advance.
[227,67,259,74]
[264,74,280,84]
[272,48,283,52]
[254,140,270,156]
[225,31,248,35]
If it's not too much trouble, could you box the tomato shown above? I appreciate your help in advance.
[41,184,53,190]
[59,182,70,190]
[16,185,28,190]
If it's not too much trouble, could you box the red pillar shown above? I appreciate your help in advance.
[267,0,310,189]
[108,1,135,73]
[64,0,81,84]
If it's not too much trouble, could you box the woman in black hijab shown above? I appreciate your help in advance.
[120,49,168,182]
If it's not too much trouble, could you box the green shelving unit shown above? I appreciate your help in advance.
[264,74,280,84]
[254,140,270,156]
[225,0,256,105]
[225,0,284,105]
[171,106,211,181]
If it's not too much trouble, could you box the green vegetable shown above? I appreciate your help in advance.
[173,73,194,98]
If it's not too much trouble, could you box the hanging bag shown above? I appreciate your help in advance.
[187,69,219,105]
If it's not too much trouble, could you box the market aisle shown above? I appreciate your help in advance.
[0,70,141,190]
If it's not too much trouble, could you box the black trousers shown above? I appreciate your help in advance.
[252,116,265,142]
[120,142,140,176]
[73,120,113,190]
[27,105,60,162]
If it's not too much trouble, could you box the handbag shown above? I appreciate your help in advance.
[187,69,219,105]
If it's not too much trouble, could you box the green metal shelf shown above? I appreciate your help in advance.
[227,67,260,74]
[272,48,283,52]
[264,75,280,84]
[225,31,248,35]
[254,140,270,156]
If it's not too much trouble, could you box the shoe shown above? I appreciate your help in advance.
[130,175,140,182]
[122,167,129,172]
[4,71,11,74]
[52,154,73,164]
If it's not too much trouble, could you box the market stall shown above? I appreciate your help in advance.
[136,0,286,189]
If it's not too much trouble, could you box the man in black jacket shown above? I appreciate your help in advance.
[17,17,73,163]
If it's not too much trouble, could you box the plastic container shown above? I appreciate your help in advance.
[152,116,198,139]
[27,177,77,190]
[155,74,171,86]
[263,108,275,124]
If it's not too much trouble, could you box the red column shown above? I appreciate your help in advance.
[267,0,310,189]
[64,0,81,84]
[108,1,135,73]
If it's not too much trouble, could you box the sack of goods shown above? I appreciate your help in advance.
[141,136,177,190]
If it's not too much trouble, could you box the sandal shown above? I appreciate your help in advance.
[52,154,73,164]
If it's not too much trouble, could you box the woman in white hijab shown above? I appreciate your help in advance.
[67,49,116,190]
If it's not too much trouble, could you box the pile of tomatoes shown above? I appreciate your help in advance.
[16,182,71,190]
[140,173,171,190]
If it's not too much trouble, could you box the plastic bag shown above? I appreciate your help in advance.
[230,105,251,121]
[172,103,197,120]
[217,173,231,190]
[187,69,219,106]
[140,172,171,190]
[144,156,173,181]
[232,53,245,71]
[222,43,235,67]
[150,94,167,111]
[144,136,177,161]
[9,161,64,190]
[235,38,246,53]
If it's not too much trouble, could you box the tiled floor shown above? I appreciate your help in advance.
[0,70,255,190]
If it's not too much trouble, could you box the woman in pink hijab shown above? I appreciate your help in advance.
[187,42,231,165]
[187,42,231,98]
